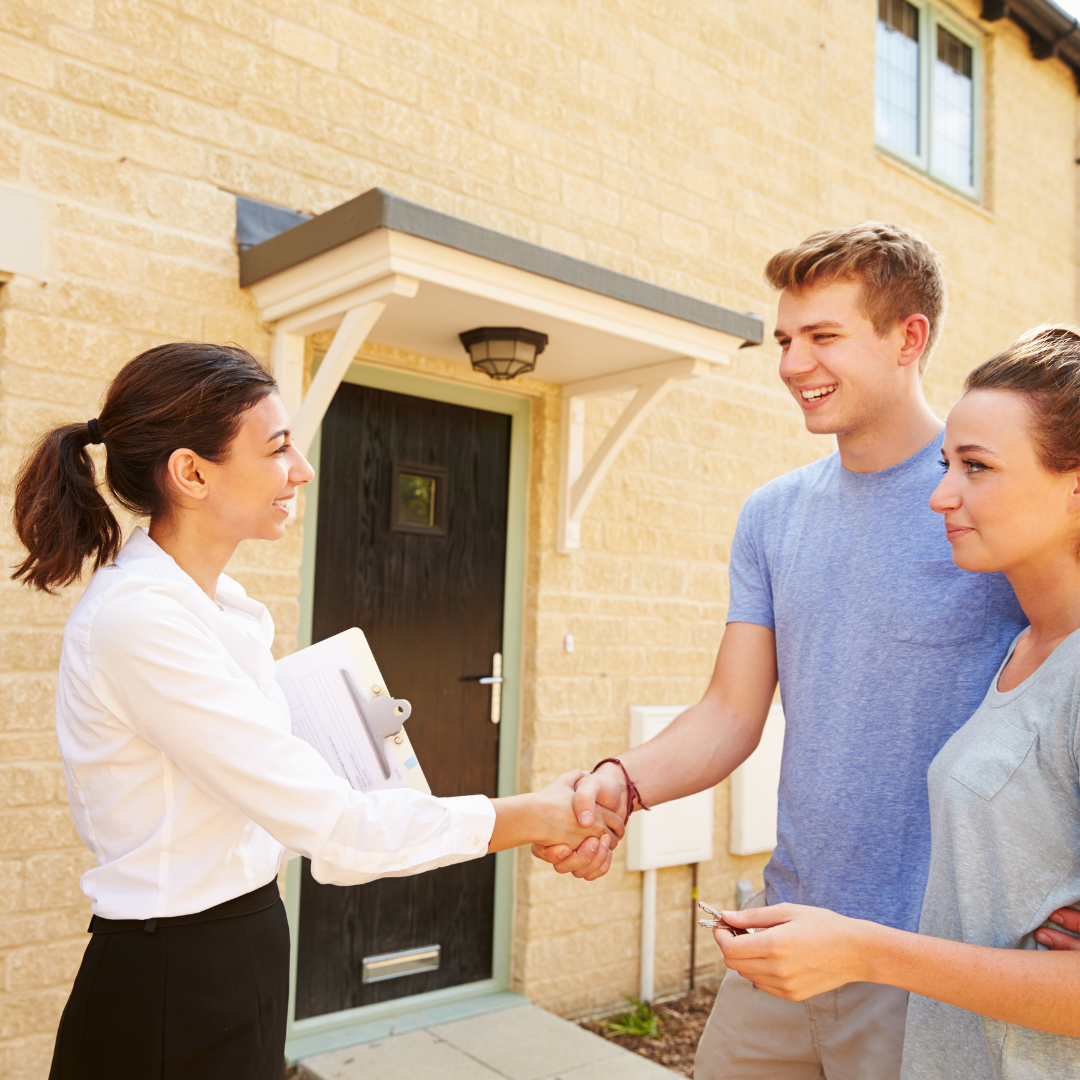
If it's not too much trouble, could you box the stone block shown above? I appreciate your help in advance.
[59,61,167,123]
[0,766,55,809]
[260,129,359,188]
[6,86,114,150]
[0,37,54,89]
[48,280,200,339]
[201,309,270,357]
[338,48,418,103]
[93,0,178,54]
[136,57,239,107]
[30,143,144,215]
[22,851,94,908]
[0,857,23,914]
[48,200,153,249]
[167,95,264,154]
[0,629,62,676]
[48,25,135,71]
[5,938,86,991]
[297,68,366,128]
[52,231,141,283]
[0,8,39,41]
[0,311,144,382]
[144,253,237,306]
[179,24,294,96]
[0,676,57,736]
[0,735,59,770]
[0,809,80,856]
[161,0,273,43]
[19,0,93,26]
[0,986,69,1039]
[513,153,562,202]
[0,126,21,181]
[0,1033,56,1080]
[206,150,343,218]
[366,96,458,162]
[272,20,337,69]
[123,125,202,178]
[0,906,88,949]
[323,5,387,53]
[146,173,235,237]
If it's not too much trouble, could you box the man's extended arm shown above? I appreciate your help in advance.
[533,621,778,877]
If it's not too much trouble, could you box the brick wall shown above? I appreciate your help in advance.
[0,0,1077,1072]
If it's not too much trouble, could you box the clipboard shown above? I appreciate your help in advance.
[275,627,430,796]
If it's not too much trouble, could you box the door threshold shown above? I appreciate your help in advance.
[285,983,529,1063]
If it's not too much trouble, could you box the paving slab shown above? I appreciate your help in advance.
[553,1052,677,1080]
[299,1003,678,1080]
[298,1028,505,1080]
[430,1004,622,1080]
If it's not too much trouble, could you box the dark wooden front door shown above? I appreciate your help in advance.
[295,381,511,1020]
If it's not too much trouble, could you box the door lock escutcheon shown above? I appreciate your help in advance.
[460,652,503,724]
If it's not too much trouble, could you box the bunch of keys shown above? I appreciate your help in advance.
[698,901,759,935]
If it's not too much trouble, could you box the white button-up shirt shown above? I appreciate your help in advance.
[56,529,495,920]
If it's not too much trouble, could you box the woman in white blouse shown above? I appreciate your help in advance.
[13,343,622,1080]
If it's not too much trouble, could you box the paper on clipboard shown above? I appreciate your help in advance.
[275,627,430,796]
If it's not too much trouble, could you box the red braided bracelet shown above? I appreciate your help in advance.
[591,757,651,825]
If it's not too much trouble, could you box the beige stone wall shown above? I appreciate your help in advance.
[0,0,1077,1072]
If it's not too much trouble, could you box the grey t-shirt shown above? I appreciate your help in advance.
[902,629,1080,1080]
[728,433,1026,929]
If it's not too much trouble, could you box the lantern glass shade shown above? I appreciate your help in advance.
[458,326,549,380]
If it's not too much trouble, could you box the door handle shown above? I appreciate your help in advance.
[459,652,503,724]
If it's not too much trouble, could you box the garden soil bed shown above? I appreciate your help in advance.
[578,984,718,1077]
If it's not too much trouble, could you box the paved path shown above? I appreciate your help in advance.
[298,1002,677,1080]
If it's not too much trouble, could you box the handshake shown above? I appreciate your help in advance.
[489,761,636,881]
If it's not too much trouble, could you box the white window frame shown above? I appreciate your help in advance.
[875,0,983,201]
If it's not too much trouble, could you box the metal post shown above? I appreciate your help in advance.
[640,868,657,1002]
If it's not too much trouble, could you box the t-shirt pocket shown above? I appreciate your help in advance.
[894,560,988,647]
[950,720,1035,800]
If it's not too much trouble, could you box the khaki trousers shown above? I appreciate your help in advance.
[694,896,908,1080]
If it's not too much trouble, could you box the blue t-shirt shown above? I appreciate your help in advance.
[728,433,1027,931]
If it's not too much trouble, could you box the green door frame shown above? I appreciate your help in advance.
[283,361,531,1062]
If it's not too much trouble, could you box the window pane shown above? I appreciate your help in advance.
[875,0,920,157]
[397,473,436,528]
[932,26,973,188]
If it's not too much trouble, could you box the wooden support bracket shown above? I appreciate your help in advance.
[270,273,419,522]
[556,357,710,553]
[270,272,419,456]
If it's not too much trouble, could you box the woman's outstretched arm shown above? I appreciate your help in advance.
[713,904,1080,1037]
[489,771,624,853]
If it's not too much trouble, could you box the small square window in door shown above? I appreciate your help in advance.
[390,461,448,536]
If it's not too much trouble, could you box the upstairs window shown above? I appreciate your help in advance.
[876,0,920,157]
[874,0,980,198]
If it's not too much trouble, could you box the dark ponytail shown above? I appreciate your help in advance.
[12,343,277,592]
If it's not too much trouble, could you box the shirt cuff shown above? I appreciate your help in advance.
[443,794,496,854]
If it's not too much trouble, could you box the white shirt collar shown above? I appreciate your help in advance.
[114,527,273,647]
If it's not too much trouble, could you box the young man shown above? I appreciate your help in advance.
[535,223,1028,1079]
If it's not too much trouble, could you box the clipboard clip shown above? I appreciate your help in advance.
[340,669,412,780]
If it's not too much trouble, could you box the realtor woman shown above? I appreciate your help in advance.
[12,343,623,1080]
[711,325,1080,1079]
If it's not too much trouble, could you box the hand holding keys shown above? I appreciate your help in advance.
[697,901,759,935]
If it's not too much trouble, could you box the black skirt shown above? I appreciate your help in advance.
[49,880,289,1080]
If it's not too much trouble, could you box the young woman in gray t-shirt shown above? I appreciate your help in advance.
[710,324,1080,1079]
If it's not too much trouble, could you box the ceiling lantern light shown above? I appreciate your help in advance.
[459,326,549,381]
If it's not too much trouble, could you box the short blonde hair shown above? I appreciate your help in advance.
[765,222,947,374]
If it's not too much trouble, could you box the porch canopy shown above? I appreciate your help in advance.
[240,188,763,551]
